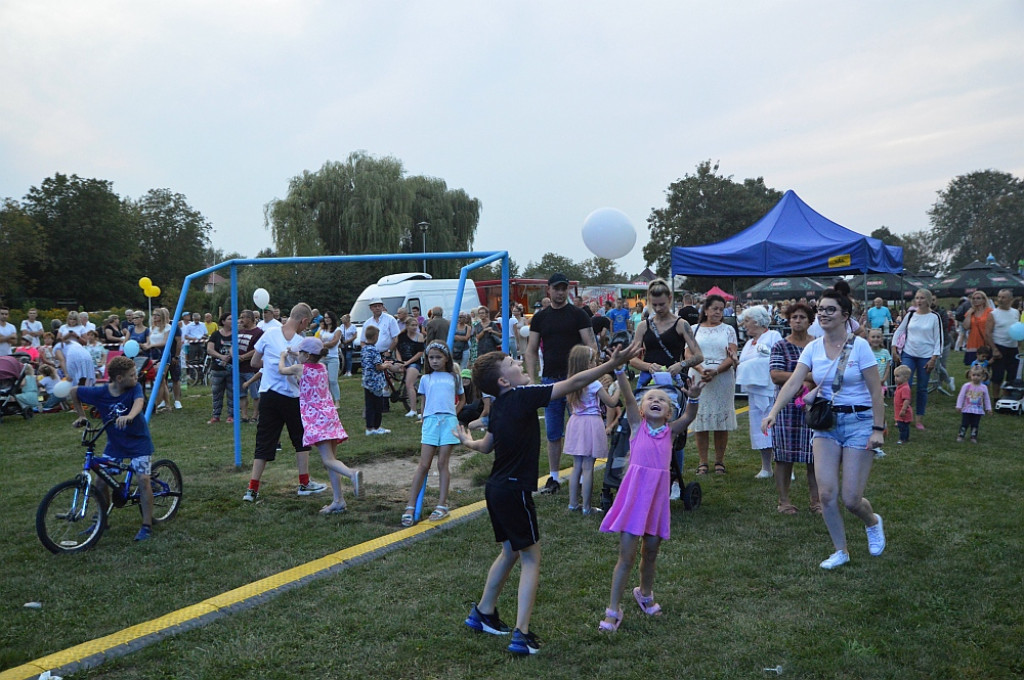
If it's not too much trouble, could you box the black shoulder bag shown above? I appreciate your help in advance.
[806,334,855,431]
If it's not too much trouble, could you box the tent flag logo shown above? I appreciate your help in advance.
[828,254,851,268]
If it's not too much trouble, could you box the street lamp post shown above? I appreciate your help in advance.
[417,221,430,273]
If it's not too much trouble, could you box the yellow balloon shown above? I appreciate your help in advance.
[139,277,152,289]
[148,285,161,298]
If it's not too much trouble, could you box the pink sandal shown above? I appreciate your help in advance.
[598,608,623,631]
[633,587,662,616]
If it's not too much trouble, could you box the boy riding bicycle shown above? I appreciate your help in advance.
[69,355,156,542]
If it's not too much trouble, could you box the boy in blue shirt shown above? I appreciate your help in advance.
[70,355,156,542]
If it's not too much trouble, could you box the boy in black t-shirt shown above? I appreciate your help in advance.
[457,345,637,656]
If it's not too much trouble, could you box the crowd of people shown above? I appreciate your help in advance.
[3,277,1023,654]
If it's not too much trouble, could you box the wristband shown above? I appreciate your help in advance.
[614,368,625,376]
[872,425,885,432]
[687,398,700,404]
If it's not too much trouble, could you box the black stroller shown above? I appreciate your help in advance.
[0,354,34,422]
[600,379,702,512]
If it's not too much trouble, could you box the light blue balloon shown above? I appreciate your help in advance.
[1009,322,1024,342]
[123,339,140,358]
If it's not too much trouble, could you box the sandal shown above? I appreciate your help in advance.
[632,587,662,616]
[401,506,415,527]
[696,463,709,476]
[714,462,727,475]
[809,502,823,515]
[319,502,347,515]
[777,503,798,515]
[428,505,450,521]
[598,607,623,632]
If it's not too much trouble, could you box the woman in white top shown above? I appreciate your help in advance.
[340,314,358,377]
[145,308,173,409]
[318,311,342,405]
[736,306,783,479]
[762,289,886,570]
[891,289,943,430]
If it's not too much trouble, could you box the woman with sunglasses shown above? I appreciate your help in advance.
[762,289,886,570]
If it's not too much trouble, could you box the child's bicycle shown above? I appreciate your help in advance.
[36,419,183,553]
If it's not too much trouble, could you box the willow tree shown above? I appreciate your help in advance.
[265,151,481,279]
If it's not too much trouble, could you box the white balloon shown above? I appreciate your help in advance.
[123,339,140,358]
[519,325,531,338]
[582,207,636,260]
[52,380,72,398]
[253,288,270,309]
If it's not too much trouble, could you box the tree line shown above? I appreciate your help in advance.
[5,157,1019,315]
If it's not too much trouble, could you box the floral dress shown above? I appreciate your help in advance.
[299,363,348,447]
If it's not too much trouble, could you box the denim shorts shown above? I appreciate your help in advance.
[812,409,874,451]
[421,413,460,447]
[542,376,568,442]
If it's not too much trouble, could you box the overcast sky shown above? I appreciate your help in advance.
[2,1,1022,278]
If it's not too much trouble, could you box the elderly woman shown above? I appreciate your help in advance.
[763,289,886,569]
[736,306,783,479]
[686,294,737,475]
[768,303,820,514]
[891,288,943,430]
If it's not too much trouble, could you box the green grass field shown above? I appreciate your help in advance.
[1,364,1022,680]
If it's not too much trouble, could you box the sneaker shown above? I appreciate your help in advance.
[873,448,886,459]
[582,507,603,516]
[669,481,681,501]
[866,514,885,556]
[157,401,166,409]
[465,604,511,635]
[351,470,363,499]
[134,525,153,542]
[174,401,183,409]
[956,436,964,443]
[344,372,352,377]
[242,488,259,502]
[374,427,391,435]
[297,480,328,496]
[366,429,376,436]
[948,376,956,392]
[538,477,560,495]
[820,550,850,570]
[208,417,220,424]
[507,628,541,655]
[754,469,773,479]
[405,409,418,418]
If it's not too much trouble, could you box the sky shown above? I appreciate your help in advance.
[2,1,1023,279]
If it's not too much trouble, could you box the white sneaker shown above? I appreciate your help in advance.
[754,470,773,479]
[157,401,166,409]
[365,429,376,436]
[344,372,352,377]
[866,514,886,556]
[820,550,850,570]
[948,377,956,391]
[375,427,392,435]
[297,480,328,496]
[669,481,681,500]
[174,401,183,409]
[873,448,886,459]
[405,409,418,418]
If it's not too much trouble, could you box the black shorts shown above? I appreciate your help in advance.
[254,389,310,461]
[485,483,539,552]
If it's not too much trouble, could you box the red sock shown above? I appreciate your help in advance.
[248,480,260,492]
[299,474,310,486]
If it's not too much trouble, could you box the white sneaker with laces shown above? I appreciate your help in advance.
[866,514,886,556]
[405,409,418,418]
[375,427,392,435]
[820,550,850,570]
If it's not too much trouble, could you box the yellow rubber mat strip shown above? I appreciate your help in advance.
[5,402,752,680]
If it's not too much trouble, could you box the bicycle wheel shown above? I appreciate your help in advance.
[36,478,107,554]
[148,459,183,523]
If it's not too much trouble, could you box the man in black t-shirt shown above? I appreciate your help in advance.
[456,346,636,654]
[525,273,598,494]
[677,294,700,326]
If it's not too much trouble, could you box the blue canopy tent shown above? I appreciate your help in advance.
[671,191,904,283]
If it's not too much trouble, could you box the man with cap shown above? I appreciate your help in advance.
[362,297,401,355]
[525,273,599,494]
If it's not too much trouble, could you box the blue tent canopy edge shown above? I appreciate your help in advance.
[671,190,904,277]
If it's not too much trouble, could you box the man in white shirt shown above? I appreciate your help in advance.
[362,297,400,354]
[0,307,17,356]
[20,308,44,347]
[78,312,97,336]
[257,307,283,332]
[242,302,326,503]
[182,312,207,363]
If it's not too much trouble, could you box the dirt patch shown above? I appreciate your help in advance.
[358,451,479,491]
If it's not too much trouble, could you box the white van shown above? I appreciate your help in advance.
[350,272,482,340]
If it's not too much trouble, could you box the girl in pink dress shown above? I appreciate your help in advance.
[564,345,620,515]
[279,337,362,514]
[598,373,703,631]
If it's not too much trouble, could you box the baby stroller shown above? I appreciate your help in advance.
[600,377,702,512]
[0,354,34,422]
